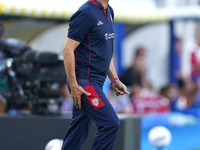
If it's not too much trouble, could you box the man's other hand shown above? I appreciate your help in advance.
[111,80,130,96]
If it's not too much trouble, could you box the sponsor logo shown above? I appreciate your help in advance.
[110,14,113,22]
[97,21,104,26]
[105,33,114,40]
[91,97,99,107]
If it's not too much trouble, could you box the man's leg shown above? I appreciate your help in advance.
[61,105,92,150]
[83,84,120,150]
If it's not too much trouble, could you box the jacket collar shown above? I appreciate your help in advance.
[89,0,107,10]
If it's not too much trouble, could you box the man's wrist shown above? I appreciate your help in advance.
[110,77,119,85]
[69,80,78,88]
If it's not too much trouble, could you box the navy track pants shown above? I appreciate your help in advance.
[61,82,120,150]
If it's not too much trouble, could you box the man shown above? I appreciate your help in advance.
[62,0,129,149]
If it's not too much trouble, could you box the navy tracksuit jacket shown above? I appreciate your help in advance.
[62,0,120,149]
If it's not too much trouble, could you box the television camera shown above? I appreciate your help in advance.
[0,38,66,115]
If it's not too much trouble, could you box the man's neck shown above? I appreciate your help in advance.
[97,0,109,9]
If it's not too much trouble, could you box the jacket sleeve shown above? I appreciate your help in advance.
[68,11,94,42]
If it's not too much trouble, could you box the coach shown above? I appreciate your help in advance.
[62,0,129,149]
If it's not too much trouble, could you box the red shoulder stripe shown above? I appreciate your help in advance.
[89,0,99,7]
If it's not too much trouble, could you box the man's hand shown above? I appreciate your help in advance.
[70,84,91,109]
[111,80,130,96]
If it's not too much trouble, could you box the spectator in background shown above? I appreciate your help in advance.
[174,37,183,80]
[159,84,179,111]
[0,94,7,115]
[191,38,200,81]
[131,79,170,115]
[174,78,198,111]
[60,84,73,114]
[159,84,174,100]
[120,47,148,88]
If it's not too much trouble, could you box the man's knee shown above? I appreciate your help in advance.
[114,118,120,130]
[106,117,120,131]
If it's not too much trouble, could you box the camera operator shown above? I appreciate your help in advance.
[0,22,8,114]
[0,22,8,95]
[0,22,28,112]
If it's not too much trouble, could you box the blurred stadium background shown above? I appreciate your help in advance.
[0,0,200,150]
